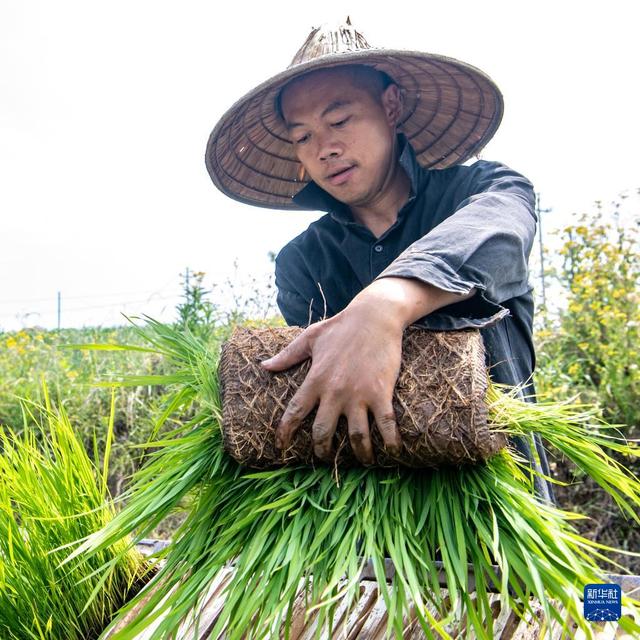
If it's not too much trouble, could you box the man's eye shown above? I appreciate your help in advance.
[332,117,350,128]
[296,134,310,145]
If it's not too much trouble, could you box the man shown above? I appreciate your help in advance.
[206,20,554,501]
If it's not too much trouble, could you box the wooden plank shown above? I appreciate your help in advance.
[343,581,381,640]
[353,591,388,640]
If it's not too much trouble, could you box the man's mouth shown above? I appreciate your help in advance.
[325,165,356,186]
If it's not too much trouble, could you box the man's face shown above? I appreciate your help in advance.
[280,67,402,208]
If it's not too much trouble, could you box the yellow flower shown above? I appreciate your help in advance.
[568,363,581,377]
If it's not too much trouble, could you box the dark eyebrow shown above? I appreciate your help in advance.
[286,100,353,131]
[320,99,352,118]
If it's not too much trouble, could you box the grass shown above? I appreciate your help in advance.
[65,318,640,639]
[0,387,149,640]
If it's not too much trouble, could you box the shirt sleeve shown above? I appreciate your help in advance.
[274,244,325,327]
[376,160,537,308]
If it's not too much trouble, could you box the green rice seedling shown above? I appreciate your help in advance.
[0,388,149,640]
[67,318,640,639]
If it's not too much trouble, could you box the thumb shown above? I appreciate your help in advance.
[261,331,312,371]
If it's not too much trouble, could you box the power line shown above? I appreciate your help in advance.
[0,294,183,321]
[0,288,182,306]
[61,294,181,314]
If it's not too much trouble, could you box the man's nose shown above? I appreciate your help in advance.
[317,134,341,162]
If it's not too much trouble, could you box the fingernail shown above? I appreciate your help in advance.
[261,357,272,367]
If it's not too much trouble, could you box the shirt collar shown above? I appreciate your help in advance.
[292,133,423,222]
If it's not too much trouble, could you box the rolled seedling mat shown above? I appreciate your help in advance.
[218,326,507,468]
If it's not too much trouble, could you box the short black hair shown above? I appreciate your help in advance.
[274,64,396,123]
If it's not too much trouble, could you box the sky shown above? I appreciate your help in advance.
[1,1,639,331]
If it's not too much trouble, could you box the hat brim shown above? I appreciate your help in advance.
[205,49,503,211]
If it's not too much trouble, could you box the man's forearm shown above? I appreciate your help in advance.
[348,276,476,331]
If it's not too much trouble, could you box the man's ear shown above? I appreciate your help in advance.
[381,84,403,127]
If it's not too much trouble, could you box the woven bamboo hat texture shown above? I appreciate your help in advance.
[205,18,504,211]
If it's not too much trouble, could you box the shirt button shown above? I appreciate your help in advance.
[374,244,383,253]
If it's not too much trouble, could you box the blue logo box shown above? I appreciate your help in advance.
[584,583,621,621]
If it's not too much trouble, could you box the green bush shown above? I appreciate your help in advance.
[536,203,640,431]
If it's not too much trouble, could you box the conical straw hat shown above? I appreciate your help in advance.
[205,18,503,211]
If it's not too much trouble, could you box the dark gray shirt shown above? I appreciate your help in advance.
[274,135,554,502]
